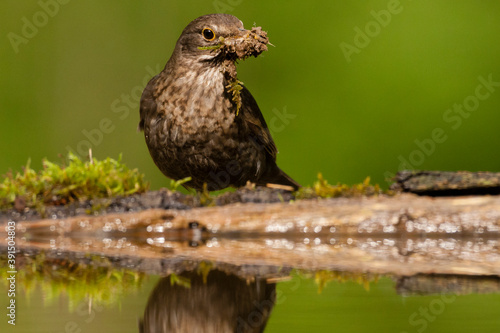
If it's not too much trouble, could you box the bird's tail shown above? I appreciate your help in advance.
[258,164,300,191]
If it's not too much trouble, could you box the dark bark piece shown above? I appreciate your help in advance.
[392,170,500,196]
[396,274,500,296]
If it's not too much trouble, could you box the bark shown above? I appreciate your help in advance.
[392,170,500,196]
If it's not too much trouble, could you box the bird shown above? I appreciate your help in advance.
[139,13,299,191]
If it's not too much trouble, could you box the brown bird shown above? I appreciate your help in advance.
[139,14,299,191]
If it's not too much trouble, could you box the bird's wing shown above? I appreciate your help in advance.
[239,86,278,159]
[138,75,159,132]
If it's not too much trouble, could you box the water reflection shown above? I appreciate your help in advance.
[396,274,500,296]
[3,210,500,332]
[2,245,500,332]
[139,269,276,333]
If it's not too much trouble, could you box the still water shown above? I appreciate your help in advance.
[3,195,500,332]
[2,240,500,333]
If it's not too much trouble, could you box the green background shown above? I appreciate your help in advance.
[2,1,500,332]
[2,0,500,189]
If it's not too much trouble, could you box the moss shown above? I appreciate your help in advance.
[169,176,192,192]
[0,152,387,215]
[198,183,216,206]
[0,152,149,211]
[197,44,223,51]
[225,79,244,115]
[197,36,225,51]
[295,173,384,199]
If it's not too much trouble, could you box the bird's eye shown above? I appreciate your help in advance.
[202,28,216,41]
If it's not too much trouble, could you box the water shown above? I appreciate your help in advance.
[2,235,500,333]
[3,269,500,332]
[3,196,500,332]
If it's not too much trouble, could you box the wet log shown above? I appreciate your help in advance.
[11,193,500,236]
[5,193,500,277]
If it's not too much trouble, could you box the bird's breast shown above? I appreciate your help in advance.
[156,65,239,144]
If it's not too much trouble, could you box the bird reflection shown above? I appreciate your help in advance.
[139,269,276,332]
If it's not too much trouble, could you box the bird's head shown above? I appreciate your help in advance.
[172,14,269,64]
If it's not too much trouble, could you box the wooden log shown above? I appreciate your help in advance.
[5,193,500,277]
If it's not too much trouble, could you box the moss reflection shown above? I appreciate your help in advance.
[0,252,146,311]
[292,269,379,294]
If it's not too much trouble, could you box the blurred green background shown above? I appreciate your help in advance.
[2,2,500,332]
[2,0,500,190]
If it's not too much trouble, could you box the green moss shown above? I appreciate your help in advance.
[226,79,244,115]
[198,183,216,206]
[0,151,387,213]
[197,44,223,51]
[295,173,383,199]
[0,152,149,211]
[197,36,225,51]
[169,176,192,192]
